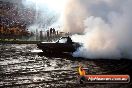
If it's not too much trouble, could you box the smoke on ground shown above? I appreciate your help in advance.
[62,0,132,59]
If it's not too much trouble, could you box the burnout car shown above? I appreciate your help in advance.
[37,36,81,54]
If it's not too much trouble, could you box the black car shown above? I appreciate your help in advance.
[37,36,81,54]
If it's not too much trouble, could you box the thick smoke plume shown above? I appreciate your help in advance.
[62,0,132,59]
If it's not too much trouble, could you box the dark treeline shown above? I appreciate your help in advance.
[0,1,35,39]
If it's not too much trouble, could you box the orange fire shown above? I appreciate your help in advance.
[78,65,86,76]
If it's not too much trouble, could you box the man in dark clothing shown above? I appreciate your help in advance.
[52,28,56,35]
[47,30,49,37]
[50,28,53,36]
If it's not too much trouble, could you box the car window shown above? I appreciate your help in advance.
[57,38,67,43]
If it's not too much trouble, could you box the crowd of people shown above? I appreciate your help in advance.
[46,28,59,37]
[0,1,35,39]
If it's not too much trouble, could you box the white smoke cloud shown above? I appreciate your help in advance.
[72,16,121,59]
[22,0,62,32]
[62,0,132,59]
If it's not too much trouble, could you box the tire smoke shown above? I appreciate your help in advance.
[62,0,132,59]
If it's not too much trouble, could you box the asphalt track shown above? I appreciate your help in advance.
[0,44,132,88]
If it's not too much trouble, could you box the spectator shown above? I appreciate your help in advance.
[50,28,53,36]
[47,30,49,37]
[52,28,56,35]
